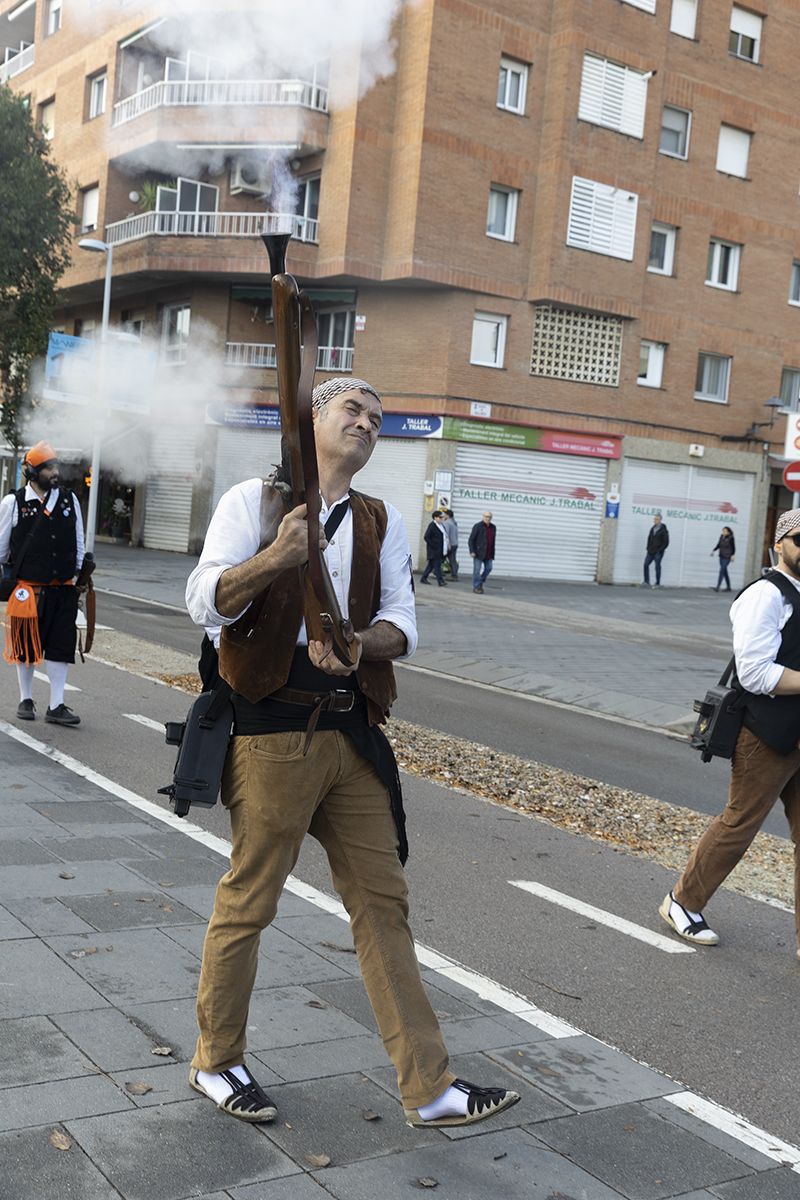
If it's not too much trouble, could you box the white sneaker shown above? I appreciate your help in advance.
[659,892,719,946]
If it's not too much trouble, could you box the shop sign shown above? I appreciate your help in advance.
[44,332,155,414]
[205,407,444,438]
[443,417,620,459]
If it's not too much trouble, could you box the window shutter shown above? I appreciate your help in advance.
[567,177,638,260]
[622,0,656,12]
[670,0,697,38]
[716,125,751,177]
[730,6,763,41]
[81,187,99,230]
[579,54,647,138]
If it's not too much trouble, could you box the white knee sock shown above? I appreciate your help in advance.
[44,660,69,709]
[196,1064,250,1103]
[16,663,35,702]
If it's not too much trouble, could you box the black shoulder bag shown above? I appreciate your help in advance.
[0,491,49,602]
[689,656,746,763]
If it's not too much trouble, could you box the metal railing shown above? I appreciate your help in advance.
[0,43,35,84]
[105,210,319,247]
[225,343,354,373]
[112,77,328,126]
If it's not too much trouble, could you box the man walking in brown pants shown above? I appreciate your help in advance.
[185,376,518,1127]
[660,509,800,951]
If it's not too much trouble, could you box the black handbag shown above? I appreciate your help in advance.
[0,493,48,602]
[690,656,746,763]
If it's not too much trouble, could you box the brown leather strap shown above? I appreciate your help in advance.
[270,682,358,756]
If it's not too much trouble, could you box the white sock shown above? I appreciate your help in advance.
[196,1064,251,1104]
[417,1083,469,1121]
[670,895,703,929]
[16,664,35,703]
[45,660,69,709]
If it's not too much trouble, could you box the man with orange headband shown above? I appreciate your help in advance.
[0,441,84,724]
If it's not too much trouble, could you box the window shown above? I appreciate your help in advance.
[530,306,623,387]
[622,0,656,11]
[88,72,107,119]
[155,177,218,232]
[638,340,666,387]
[578,54,648,139]
[729,6,762,62]
[670,0,698,38]
[38,98,55,140]
[486,184,519,241]
[163,303,191,365]
[566,177,638,261]
[45,0,61,36]
[74,318,96,339]
[789,262,800,305]
[648,222,677,275]
[317,308,355,370]
[695,352,731,402]
[716,125,751,177]
[295,175,320,234]
[80,186,99,233]
[121,310,145,338]
[496,56,528,115]
[706,239,741,290]
[660,106,691,158]
[470,313,508,369]
[780,368,800,410]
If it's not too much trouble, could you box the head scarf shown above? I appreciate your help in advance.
[311,376,381,412]
[775,509,800,541]
[24,441,58,469]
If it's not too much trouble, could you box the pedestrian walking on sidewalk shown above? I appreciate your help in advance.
[643,513,669,588]
[185,376,518,1129]
[442,509,459,580]
[661,508,800,951]
[0,442,87,726]
[420,510,448,586]
[469,511,497,593]
[710,526,735,592]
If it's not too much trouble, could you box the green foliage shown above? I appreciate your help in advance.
[0,84,74,450]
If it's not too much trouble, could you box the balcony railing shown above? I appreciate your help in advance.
[112,77,328,127]
[0,43,35,84]
[104,210,318,247]
[226,343,354,373]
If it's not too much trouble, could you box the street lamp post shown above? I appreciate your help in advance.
[78,237,113,554]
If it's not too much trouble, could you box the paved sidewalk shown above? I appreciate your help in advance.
[2,726,799,1198]
[95,545,736,732]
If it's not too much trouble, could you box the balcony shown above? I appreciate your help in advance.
[105,210,318,248]
[112,78,328,127]
[225,343,354,373]
[0,42,34,84]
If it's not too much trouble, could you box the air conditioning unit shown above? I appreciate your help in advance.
[230,162,269,196]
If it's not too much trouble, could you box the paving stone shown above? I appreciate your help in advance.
[306,975,480,1035]
[365,1050,570,1139]
[1,895,97,936]
[309,1126,622,1199]
[59,890,204,931]
[269,913,362,976]
[0,902,34,940]
[164,884,219,920]
[646,1097,777,1172]
[34,835,155,861]
[52,1007,181,1073]
[0,1124,123,1199]
[254,1033,388,1084]
[436,1015,531,1056]
[0,1015,97,1088]
[45,929,201,1004]
[534,1101,755,1200]
[261,1073,440,1166]
[0,1073,132,1133]
[124,830,227,859]
[121,856,226,888]
[0,941,110,1019]
[711,1171,800,1198]
[66,1101,300,1200]
[0,861,150,899]
[230,1177,338,1200]
[0,803,69,834]
[0,838,61,866]
[489,1035,680,1111]
[29,800,139,825]
[165,923,351,987]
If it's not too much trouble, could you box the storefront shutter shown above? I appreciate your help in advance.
[143,426,197,552]
[353,438,428,568]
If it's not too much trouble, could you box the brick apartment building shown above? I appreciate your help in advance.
[1,0,797,584]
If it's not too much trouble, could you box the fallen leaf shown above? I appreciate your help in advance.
[417,1178,438,1189]
[304,1153,331,1168]
[319,941,356,954]
[58,872,75,880]
[493,1152,507,1161]
[306,999,326,1009]
[361,1109,381,1122]
[150,1046,172,1057]
[623,1123,637,1133]
[157,881,175,888]
[159,904,173,913]
[49,1130,71,1151]
[125,1082,153,1096]
[135,896,154,904]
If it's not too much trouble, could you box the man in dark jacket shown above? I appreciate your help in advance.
[643,513,669,588]
[469,511,497,594]
[420,511,448,586]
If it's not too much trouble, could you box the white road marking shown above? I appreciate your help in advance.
[33,671,80,693]
[2,715,797,1168]
[122,713,165,733]
[509,879,695,955]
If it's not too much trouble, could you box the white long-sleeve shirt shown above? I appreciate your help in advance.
[730,571,800,694]
[186,479,417,657]
[0,485,85,572]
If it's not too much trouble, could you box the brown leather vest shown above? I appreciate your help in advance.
[219,486,398,725]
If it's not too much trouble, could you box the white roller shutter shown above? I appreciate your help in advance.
[454,444,607,581]
[716,125,751,177]
[353,438,427,568]
[623,0,656,13]
[567,177,638,261]
[578,54,647,139]
[212,427,282,510]
[612,458,754,587]
[143,425,197,551]
[670,0,698,38]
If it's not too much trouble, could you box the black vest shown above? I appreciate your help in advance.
[739,570,800,755]
[8,488,78,583]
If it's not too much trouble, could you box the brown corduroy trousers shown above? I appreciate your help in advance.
[192,730,455,1109]
[675,725,800,943]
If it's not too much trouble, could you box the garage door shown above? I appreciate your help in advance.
[143,426,197,552]
[453,443,608,581]
[612,458,754,587]
[212,428,282,510]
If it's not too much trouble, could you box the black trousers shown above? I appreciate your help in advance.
[420,555,444,584]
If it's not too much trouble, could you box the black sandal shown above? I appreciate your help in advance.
[405,1078,520,1127]
[189,1066,277,1122]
